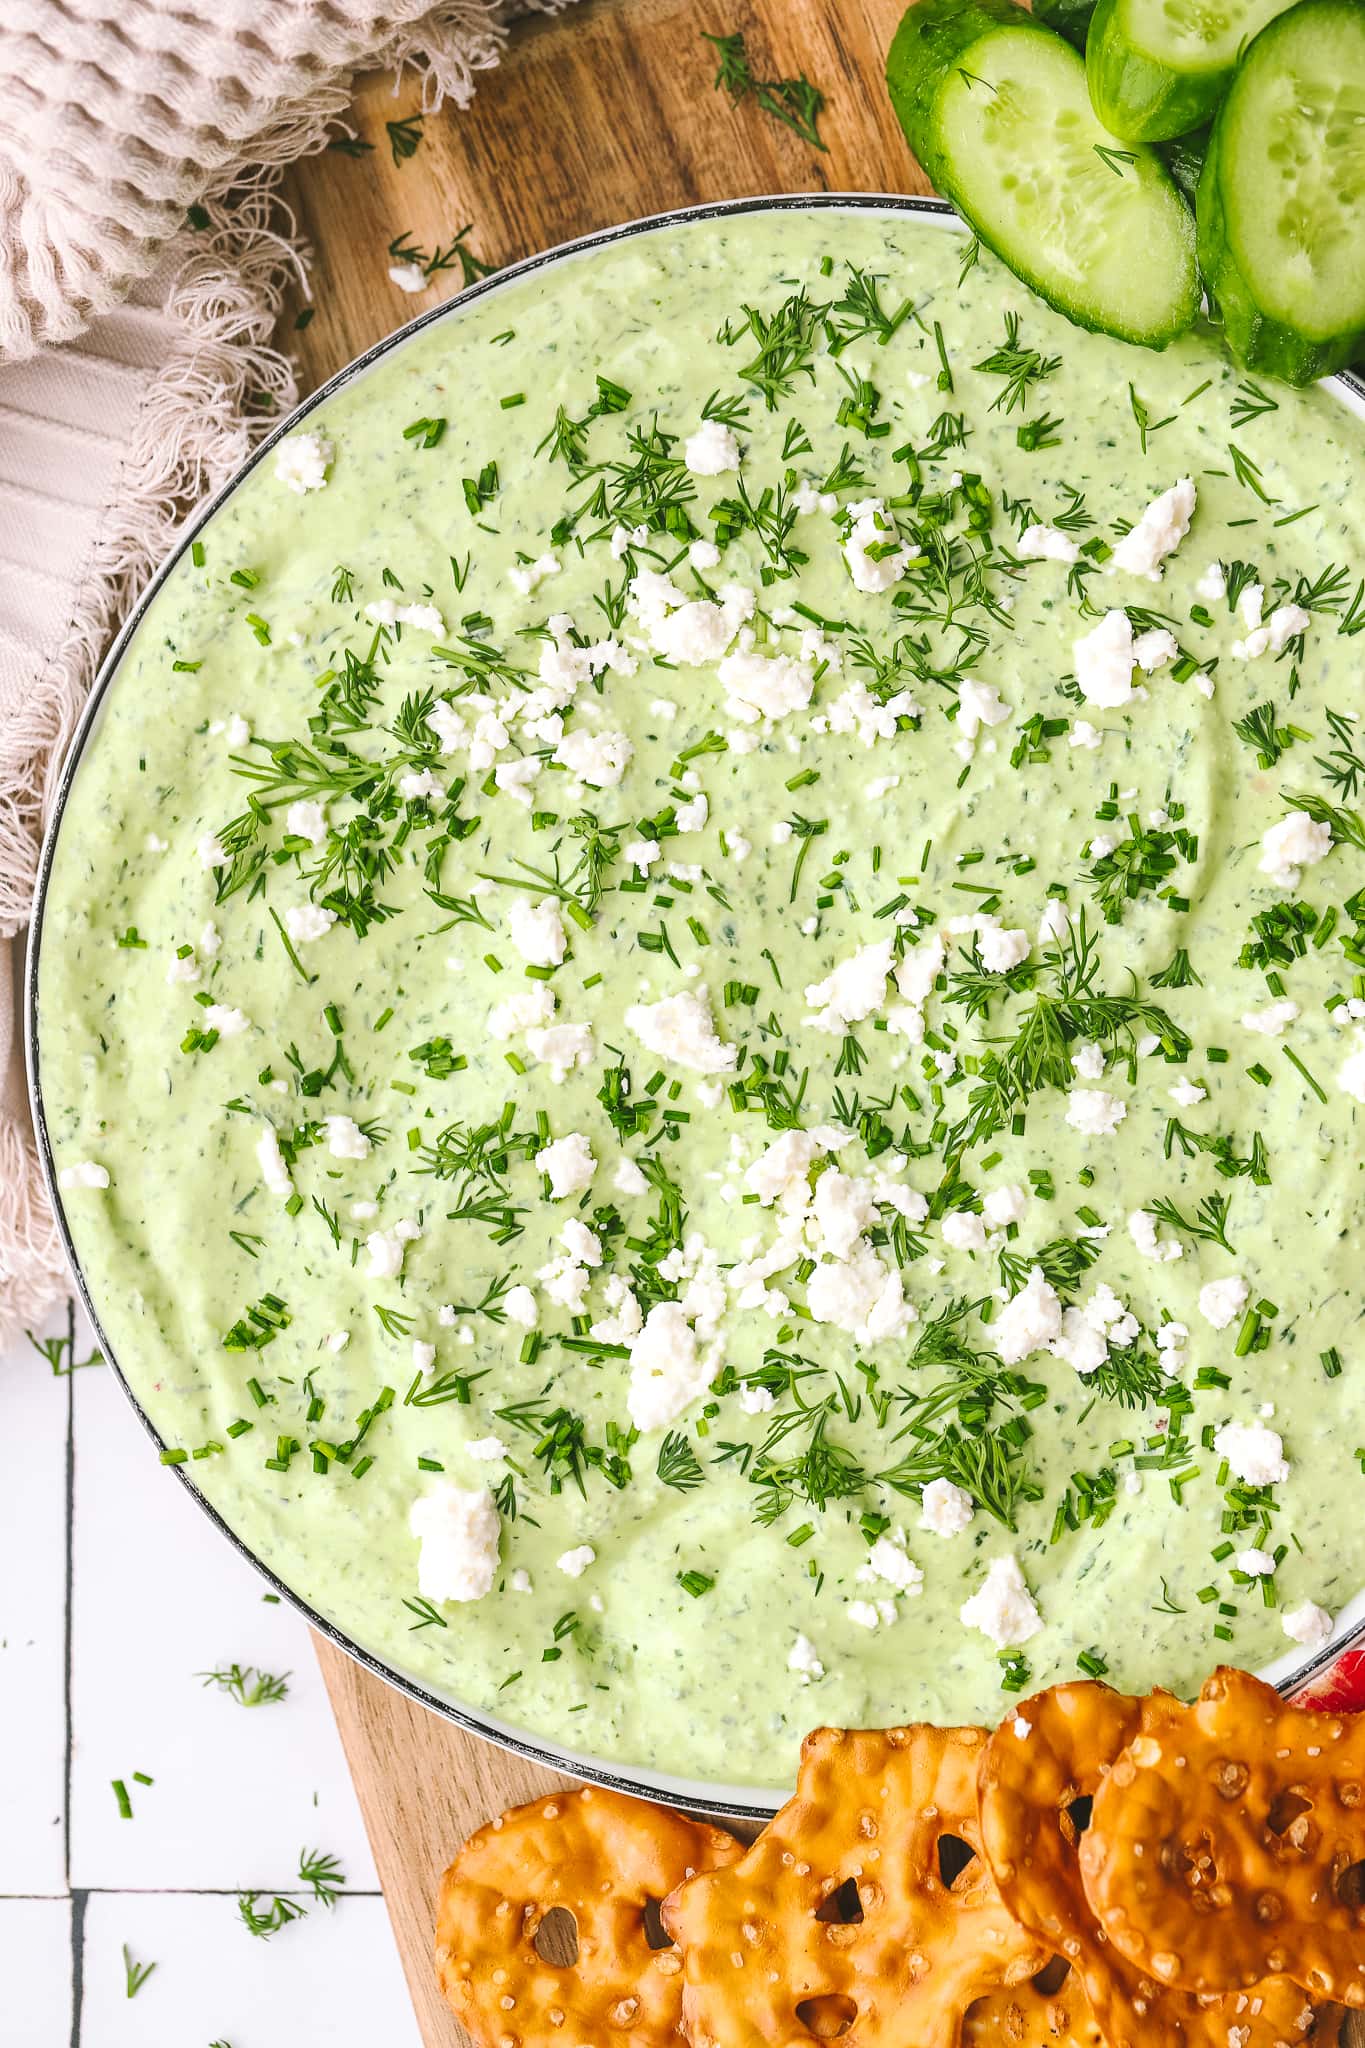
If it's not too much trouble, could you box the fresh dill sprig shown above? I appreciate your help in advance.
[199,1662,290,1707]
[238,1893,307,1940]
[298,1848,346,1907]
[702,30,828,151]
[974,312,1061,413]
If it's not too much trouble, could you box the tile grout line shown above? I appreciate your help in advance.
[68,1889,86,2048]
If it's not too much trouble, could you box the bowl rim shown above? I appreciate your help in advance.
[26,188,1365,1820]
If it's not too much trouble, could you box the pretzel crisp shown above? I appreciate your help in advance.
[961,1971,1105,2048]
[661,1724,1050,2048]
[1079,1666,1365,2008]
[435,1784,742,2048]
[979,1680,1315,2048]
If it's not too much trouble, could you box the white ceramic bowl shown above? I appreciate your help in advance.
[28,194,1365,1818]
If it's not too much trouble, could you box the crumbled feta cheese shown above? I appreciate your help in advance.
[1073,610,1135,708]
[525,1022,594,1084]
[1242,1000,1298,1037]
[626,1302,712,1431]
[719,647,815,726]
[408,1484,499,1603]
[858,1533,924,1596]
[805,940,894,1033]
[556,1545,596,1578]
[611,522,649,558]
[625,987,735,1073]
[942,1210,988,1254]
[323,1115,371,1161]
[389,262,427,293]
[507,895,567,968]
[274,431,332,494]
[553,728,633,788]
[1259,810,1333,889]
[688,538,721,571]
[1065,1089,1127,1136]
[559,1218,602,1269]
[1198,1274,1250,1330]
[957,677,1011,741]
[810,1170,879,1260]
[1069,720,1103,751]
[1233,602,1311,662]
[993,1267,1062,1364]
[1195,561,1226,603]
[1110,478,1195,580]
[1282,1601,1333,1650]
[982,1184,1027,1228]
[201,1003,251,1037]
[399,768,443,803]
[978,925,1030,973]
[1338,1032,1365,1103]
[1169,1078,1207,1107]
[919,1477,975,1537]
[256,1126,293,1198]
[1236,1548,1276,1577]
[365,599,446,635]
[197,832,228,869]
[788,1633,824,1682]
[806,1245,914,1345]
[365,1219,420,1280]
[614,1156,649,1197]
[411,1339,436,1376]
[842,499,911,593]
[535,1132,597,1199]
[59,1160,110,1190]
[508,552,560,597]
[488,985,555,1040]
[1128,1209,1183,1263]
[503,1286,539,1330]
[675,793,709,834]
[1213,1420,1289,1486]
[283,904,336,944]
[324,1331,350,1353]
[286,799,328,845]
[960,1555,1043,1649]
[684,418,740,474]
[1132,628,1178,672]
[846,1598,898,1630]
[1017,523,1079,564]
[739,1383,777,1415]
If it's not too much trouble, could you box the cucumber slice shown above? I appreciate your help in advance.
[1086,0,1298,144]
[1197,0,1365,384]
[1033,0,1097,54]
[886,0,1199,347]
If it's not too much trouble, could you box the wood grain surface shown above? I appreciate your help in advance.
[288,1,928,2039]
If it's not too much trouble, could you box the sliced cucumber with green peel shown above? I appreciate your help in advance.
[1197,0,1365,384]
[1033,0,1098,53]
[1086,0,1298,144]
[887,0,1199,347]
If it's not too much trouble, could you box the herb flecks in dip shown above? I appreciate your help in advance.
[38,210,1365,1788]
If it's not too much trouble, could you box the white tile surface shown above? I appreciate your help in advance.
[78,1890,421,2048]
[0,1896,73,2045]
[0,1304,71,1896]
[0,1304,413,2040]
[70,1360,377,1892]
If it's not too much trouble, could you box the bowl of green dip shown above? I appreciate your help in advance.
[28,196,1365,1816]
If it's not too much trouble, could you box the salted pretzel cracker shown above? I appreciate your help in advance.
[661,1723,1050,2048]
[979,1680,1314,2048]
[962,1971,1105,2048]
[1080,1666,1365,2008]
[435,1784,741,2048]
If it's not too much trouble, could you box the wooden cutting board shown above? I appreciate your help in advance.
[282,1,923,2036]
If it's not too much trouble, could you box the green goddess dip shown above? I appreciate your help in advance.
[35,205,1365,1791]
